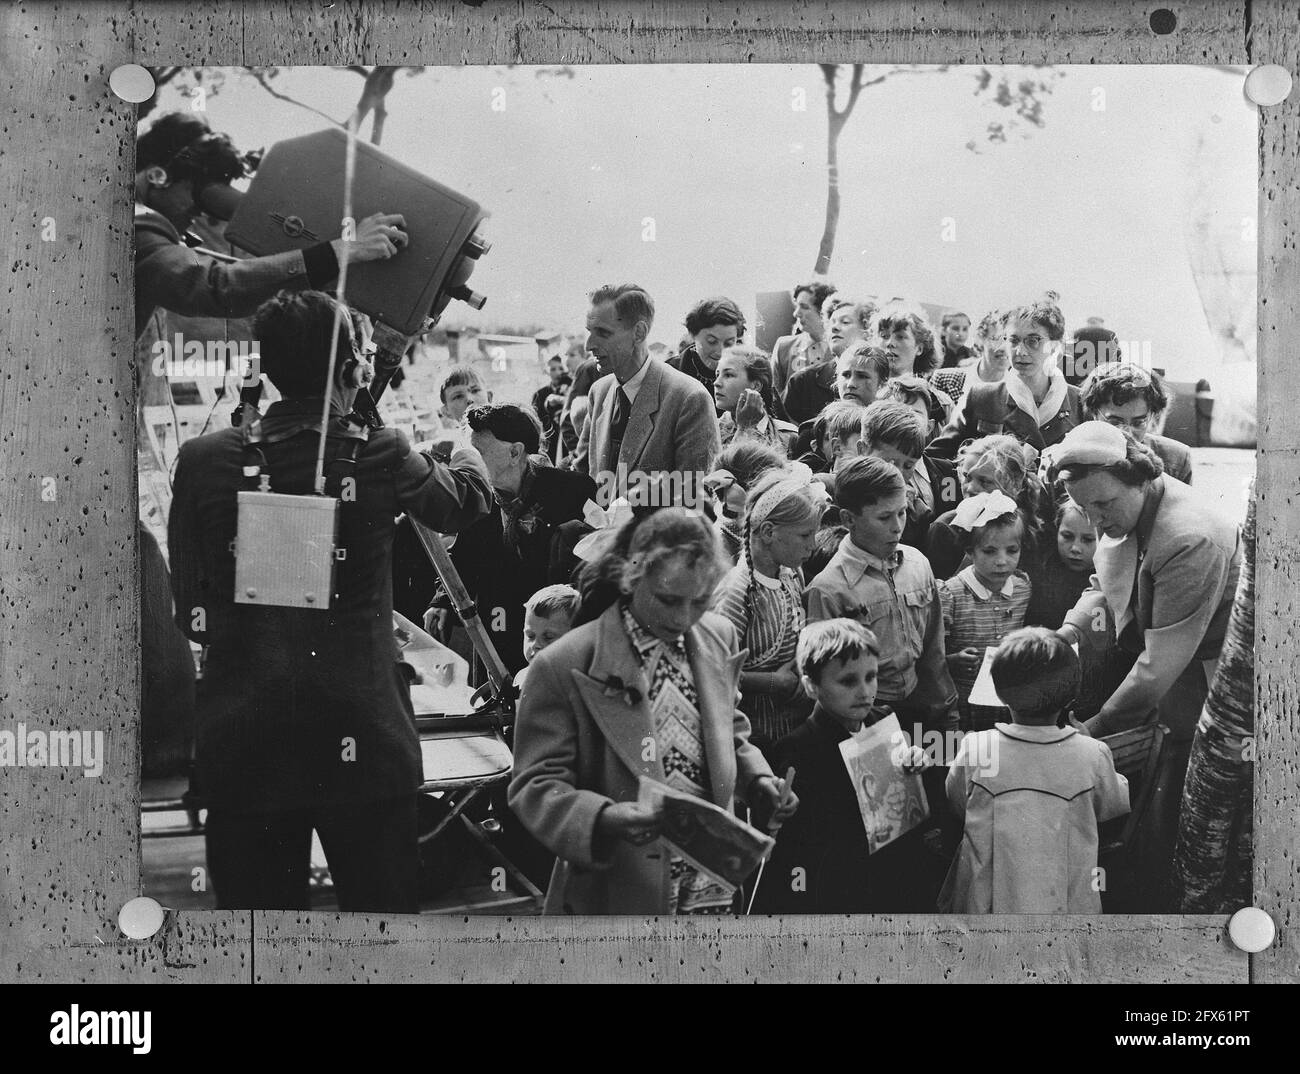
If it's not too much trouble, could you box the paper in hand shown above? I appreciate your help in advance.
[638,778,774,890]
[967,647,1002,708]
[837,714,930,855]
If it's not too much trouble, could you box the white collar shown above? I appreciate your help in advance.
[751,567,784,590]
[958,565,1018,600]
[1003,363,1068,426]
[998,723,1075,743]
[619,355,653,404]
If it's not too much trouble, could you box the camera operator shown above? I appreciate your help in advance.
[167,290,493,912]
[135,112,407,341]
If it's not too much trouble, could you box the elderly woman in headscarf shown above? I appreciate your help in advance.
[1047,421,1240,910]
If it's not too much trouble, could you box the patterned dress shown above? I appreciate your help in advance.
[620,605,735,914]
[711,564,808,744]
[939,567,1032,731]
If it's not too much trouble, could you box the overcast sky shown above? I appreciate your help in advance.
[155,64,1256,382]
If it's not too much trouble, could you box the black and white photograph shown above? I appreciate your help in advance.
[131,61,1258,920]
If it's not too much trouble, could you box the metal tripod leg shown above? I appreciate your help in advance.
[457,812,546,911]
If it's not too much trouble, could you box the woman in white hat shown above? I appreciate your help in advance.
[1047,420,1240,909]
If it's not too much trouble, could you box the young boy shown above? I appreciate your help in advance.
[439,368,488,428]
[753,619,931,913]
[805,455,958,738]
[531,355,572,445]
[939,627,1130,913]
[854,400,962,550]
[822,401,872,473]
[514,584,582,692]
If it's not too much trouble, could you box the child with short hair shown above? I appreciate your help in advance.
[514,584,582,692]
[825,401,874,471]
[939,627,1130,913]
[806,456,958,737]
[711,467,825,750]
[439,368,487,427]
[926,434,1044,580]
[752,619,931,913]
[939,493,1033,732]
[792,399,863,473]
[855,400,962,550]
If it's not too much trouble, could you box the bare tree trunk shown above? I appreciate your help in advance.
[814,65,866,277]
[814,113,842,276]
[1172,479,1254,912]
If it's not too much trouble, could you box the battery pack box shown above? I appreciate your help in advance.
[224,126,489,334]
[233,491,341,610]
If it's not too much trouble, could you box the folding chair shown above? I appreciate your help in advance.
[1097,721,1168,880]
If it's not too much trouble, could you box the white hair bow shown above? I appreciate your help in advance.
[951,490,1019,532]
[574,497,634,562]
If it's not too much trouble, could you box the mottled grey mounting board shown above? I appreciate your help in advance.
[1,0,1293,984]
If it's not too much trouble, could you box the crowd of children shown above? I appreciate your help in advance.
[431,289,1214,915]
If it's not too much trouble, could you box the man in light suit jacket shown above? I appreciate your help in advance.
[574,283,721,507]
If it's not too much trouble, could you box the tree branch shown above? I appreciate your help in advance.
[246,69,346,127]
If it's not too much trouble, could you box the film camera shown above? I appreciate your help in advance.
[224,126,491,335]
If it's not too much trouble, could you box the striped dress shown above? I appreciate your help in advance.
[711,563,807,743]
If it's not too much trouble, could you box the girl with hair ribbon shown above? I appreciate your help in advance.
[939,490,1034,731]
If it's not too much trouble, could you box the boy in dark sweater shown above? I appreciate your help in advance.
[753,619,932,914]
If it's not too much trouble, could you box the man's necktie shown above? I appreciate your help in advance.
[609,385,631,458]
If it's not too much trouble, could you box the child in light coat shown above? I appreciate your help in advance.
[939,627,1130,914]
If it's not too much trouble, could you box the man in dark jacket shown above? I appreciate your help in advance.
[396,404,596,675]
[168,290,491,912]
[135,111,405,341]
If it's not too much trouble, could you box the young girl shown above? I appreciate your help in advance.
[939,491,1033,732]
[713,345,797,451]
[703,441,789,564]
[711,467,827,751]
[925,433,1044,580]
[1025,496,1135,723]
[1025,498,1097,631]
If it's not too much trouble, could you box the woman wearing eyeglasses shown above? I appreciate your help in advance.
[1079,363,1192,484]
[927,296,1084,461]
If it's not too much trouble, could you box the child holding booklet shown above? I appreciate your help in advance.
[752,619,931,914]
[939,627,1130,914]
[939,490,1033,731]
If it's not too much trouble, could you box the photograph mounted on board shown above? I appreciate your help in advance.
[134,62,1257,919]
